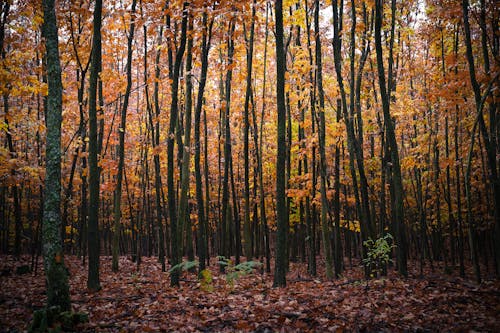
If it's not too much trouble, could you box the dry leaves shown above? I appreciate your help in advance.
[1,255,499,332]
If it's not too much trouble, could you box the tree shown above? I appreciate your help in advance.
[178,7,194,266]
[331,0,373,279]
[87,0,103,291]
[194,5,214,274]
[41,0,71,311]
[243,0,256,261]
[257,1,271,273]
[462,0,500,282]
[151,2,167,272]
[168,1,188,287]
[314,0,333,280]
[112,0,137,273]
[374,0,407,276]
[220,14,236,269]
[273,0,287,288]
[0,1,22,259]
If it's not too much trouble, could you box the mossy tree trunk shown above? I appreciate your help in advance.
[41,0,71,311]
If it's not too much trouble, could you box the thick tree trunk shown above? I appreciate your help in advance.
[41,0,71,310]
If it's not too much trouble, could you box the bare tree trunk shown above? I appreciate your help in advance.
[112,0,137,272]
[87,0,102,291]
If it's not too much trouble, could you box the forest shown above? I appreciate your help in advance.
[0,0,499,331]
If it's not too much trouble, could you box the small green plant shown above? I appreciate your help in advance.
[169,260,214,292]
[217,256,262,288]
[199,269,213,292]
[168,260,199,274]
[362,233,395,278]
[169,258,261,291]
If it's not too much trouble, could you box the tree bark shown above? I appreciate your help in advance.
[273,0,287,288]
[243,0,256,261]
[178,9,194,266]
[168,2,188,287]
[314,0,334,280]
[112,0,137,272]
[374,0,408,276]
[41,0,71,310]
[194,7,213,274]
[87,0,103,291]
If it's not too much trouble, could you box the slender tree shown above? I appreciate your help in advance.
[168,2,188,287]
[152,3,168,272]
[258,1,271,273]
[0,2,22,259]
[220,16,236,267]
[314,0,333,280]
[461,0,500,279]
[179,8,194,265]
[194,6,213,274]
[374,0,407,276]
[274,0,287,288]
[243,0,256,261]
[87,0,103,291]
[112,0,137,272]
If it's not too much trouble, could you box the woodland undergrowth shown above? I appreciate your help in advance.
[1,255,499,332]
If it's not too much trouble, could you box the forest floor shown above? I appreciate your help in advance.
[1,255,499,332]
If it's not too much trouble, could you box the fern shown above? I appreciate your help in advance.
[168,260,199,274]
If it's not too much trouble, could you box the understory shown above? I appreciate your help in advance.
[1,255,498,332]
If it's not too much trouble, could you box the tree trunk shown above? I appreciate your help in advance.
[374,0,408,276]
[194,8,213,274]
[179,10,194,266]
[258,2,271,273]
[243,0,256,261]
[314,0,334,280]
[168,2,188,287]
[41,0,71,310]
[87,0,102,292]
[112,0,137,272]
[273,0,287,288]
[461,0,499,279]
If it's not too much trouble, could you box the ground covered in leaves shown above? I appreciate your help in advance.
[1,255,499,332]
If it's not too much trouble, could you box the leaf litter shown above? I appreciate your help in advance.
[1,255,499,332]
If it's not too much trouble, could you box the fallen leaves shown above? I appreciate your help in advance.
[1,255,499,332]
